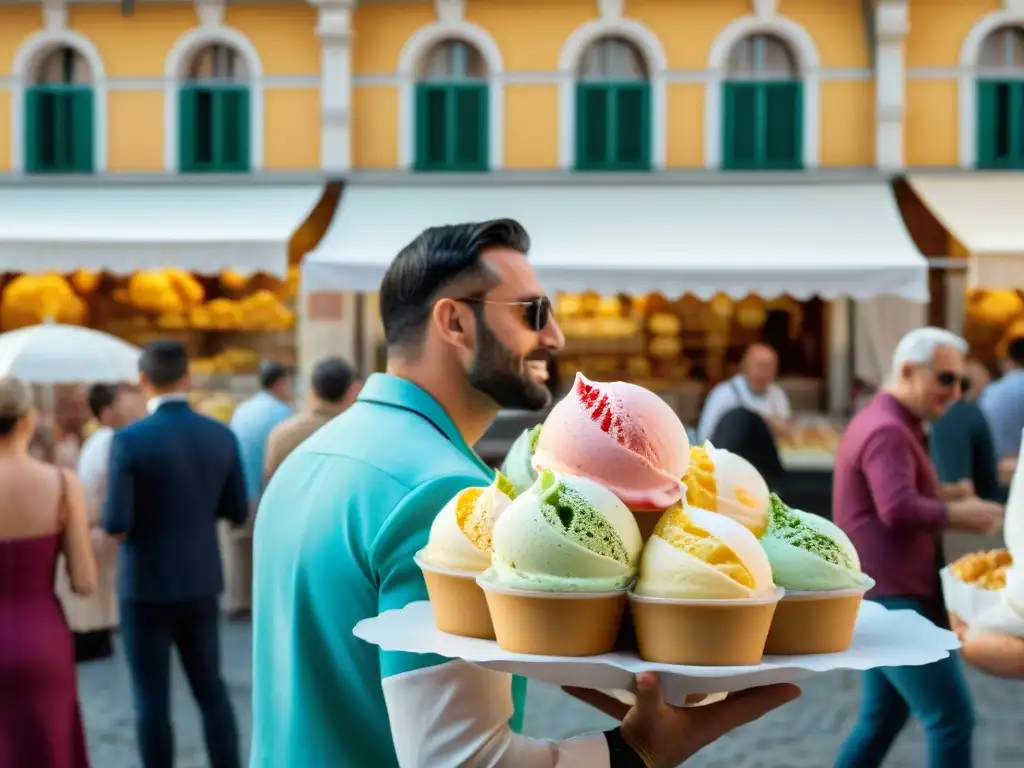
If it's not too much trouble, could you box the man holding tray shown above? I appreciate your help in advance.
[251,219,800,767]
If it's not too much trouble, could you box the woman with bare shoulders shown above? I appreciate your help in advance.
[0,376,97,768]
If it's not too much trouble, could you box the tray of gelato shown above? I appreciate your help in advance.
[358,376,960,702]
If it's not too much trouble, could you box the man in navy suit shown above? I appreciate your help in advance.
[104,340,247,768]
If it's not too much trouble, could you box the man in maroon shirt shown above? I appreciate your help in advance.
[833,327,1003,768]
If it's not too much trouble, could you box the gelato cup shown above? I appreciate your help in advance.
[478,576,628,656]
[764,579,874,655]
[629,588,784,666]
[415,551,494,639]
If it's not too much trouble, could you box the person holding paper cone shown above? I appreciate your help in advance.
[250,220,800,767]
[952,441,1024,678]
[833,328,1003,768]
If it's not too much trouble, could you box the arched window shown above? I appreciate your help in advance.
[179,43,250,173]
[25,46,93,174]
[575,37,650,171]
[976,27,1024,168]
[722,34,802,170]
[414,40,489,172]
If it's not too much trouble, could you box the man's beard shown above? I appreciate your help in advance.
[467,321,552,411]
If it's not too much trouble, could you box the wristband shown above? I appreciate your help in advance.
[605,727,650,768]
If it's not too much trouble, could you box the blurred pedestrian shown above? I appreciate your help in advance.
[834,327,1003,768]
[226,362,292,617]
[56,383,145,662]
[103,341,247,768]
[979,337,1024,485]
[263,356,360,485]
[697,343,792,442]
[0,376,97,768]
[931,358,1005,504]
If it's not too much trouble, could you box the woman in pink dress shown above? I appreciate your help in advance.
[0,376,97,768]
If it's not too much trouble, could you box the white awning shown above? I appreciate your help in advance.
[304,182,928,302]
[909,173,1024,289]
[0,185,324,278]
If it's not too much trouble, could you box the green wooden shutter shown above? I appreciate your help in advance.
[723,82,759,169]
[415,83,451,170]
[764,81,802,169]
[975,80,1024,169]
[24,87,40,173]
[218,86,250,172]
[71,87,94,173]
[576,83,610,170]
[977,80,996,168]
[613,82,651,169]
[453,84,487,171]
[178,86,198,172]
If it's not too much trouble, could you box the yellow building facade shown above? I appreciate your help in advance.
[3,0,1022,401]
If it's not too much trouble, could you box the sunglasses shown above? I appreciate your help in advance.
[455,296,553,332]
[933,370,965,389]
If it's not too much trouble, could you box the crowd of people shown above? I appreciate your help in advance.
[0,218,1023,767]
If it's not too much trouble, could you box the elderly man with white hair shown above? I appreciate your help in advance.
[832,326,1004,768]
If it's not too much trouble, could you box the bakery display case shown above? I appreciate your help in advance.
[553,291,828,427]
[0,268,300,419]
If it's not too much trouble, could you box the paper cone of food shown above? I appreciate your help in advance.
[629,503,781,666]
[683,442,771,537]
[416,473,516,639]
[479,470,643,656]
[760,495,872,654]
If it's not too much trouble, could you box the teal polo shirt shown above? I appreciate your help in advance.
[250,373,527,767]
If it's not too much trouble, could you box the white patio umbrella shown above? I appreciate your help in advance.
[0,323,142,384]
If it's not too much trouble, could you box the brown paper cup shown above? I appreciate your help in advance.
[764,580,874,655]
[629,588,784,666]
[478,577,628,656]
[415,552,494,640]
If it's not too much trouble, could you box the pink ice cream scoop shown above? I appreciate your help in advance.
[532,372,689,511]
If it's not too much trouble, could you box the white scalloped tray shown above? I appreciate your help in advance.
[354,599,959,705]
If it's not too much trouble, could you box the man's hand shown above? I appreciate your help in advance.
[946,497,1004,535]
[565,673,800,767]
[938,479,974,503]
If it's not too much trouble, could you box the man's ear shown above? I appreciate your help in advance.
[432,298,476,352]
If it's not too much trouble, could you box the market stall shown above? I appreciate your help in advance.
[301,179,929,502]
[0,182,335,428]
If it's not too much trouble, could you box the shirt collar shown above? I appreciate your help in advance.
[357,373,492,474]
[147,393,190,415]
[876,391,925,433]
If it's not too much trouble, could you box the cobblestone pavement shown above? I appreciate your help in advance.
[80,617,1023,768]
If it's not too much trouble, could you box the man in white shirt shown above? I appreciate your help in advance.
[698,343,793,443]
[57,382,145,661]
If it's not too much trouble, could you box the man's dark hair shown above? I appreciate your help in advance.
[139,340,189,388]
[87,383,120,420]
[379,219,530,352]
[1009,337,1024,367]
[311,357,357,403]
[259,362,289,391]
